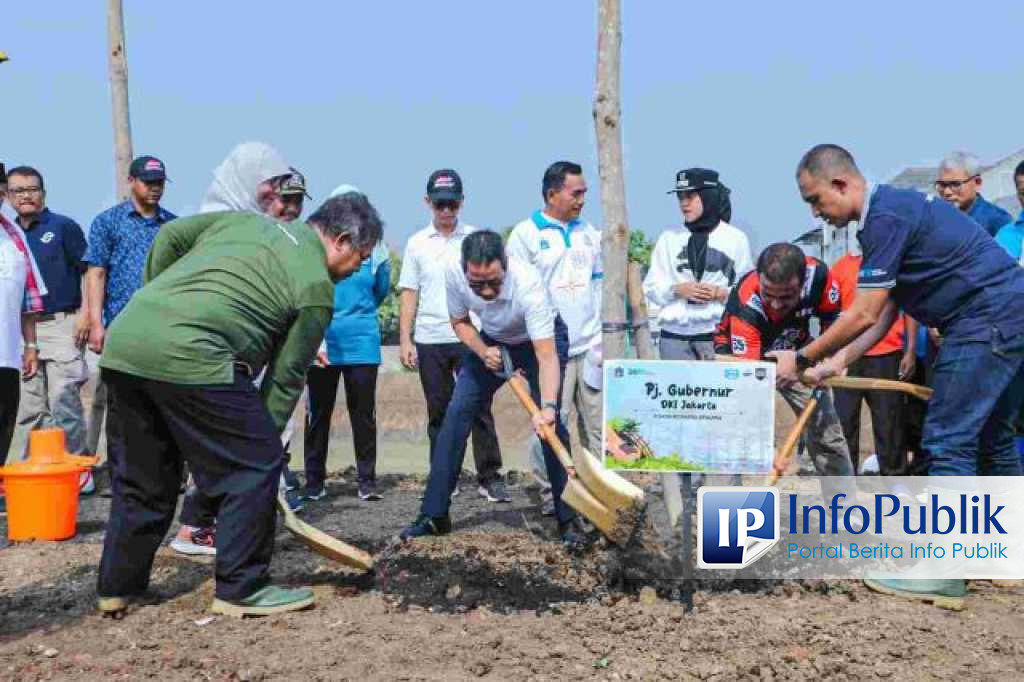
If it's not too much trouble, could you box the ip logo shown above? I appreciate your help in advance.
[697,487,779,569]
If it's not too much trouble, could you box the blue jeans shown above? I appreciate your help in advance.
[421,321,576,524]
[924,327,1024,476]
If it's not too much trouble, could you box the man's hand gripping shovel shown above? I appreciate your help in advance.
[494,346,645,544]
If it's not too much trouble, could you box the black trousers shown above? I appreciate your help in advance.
[903,356,934,476]
[97,368,281,602]
[0,367,19,462]
[304,364,378,488]
[416,342,502,484]
[833,351,906,475]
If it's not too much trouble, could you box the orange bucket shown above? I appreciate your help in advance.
[0,429,96,541]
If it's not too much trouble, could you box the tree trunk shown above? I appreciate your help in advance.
[626,262,653,360]
[594,0,629,361]
[107,0,133,201]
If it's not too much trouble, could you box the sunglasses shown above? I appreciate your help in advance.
[467,277,503,292]
[432,199,460,212]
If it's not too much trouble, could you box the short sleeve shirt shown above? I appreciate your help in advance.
[856,185,1024,342]
[397,222,476,344]
[444,258,554,345]
[85,201,176,325]
[831,253,904,356]
[713,256,840,359]
[21,208,87,314]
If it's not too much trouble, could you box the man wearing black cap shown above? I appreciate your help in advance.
[83,156,176,491]
[643,168,753,362]
[270,167,311,222]
[398,169,505,501]
[8,165,90,456]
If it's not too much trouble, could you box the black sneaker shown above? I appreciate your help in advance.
[478,478,511,503]
[558,517,588,551]
[358,481,383,501]
[399,514,452,541]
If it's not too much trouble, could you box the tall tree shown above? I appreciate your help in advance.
[107,0,133,200]
[594,0,629,361]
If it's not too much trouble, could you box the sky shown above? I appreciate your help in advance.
[2,1,1023,253]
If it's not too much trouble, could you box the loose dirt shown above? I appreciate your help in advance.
[2,470,1022,681]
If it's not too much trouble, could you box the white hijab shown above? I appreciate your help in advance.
[199,142,291,213]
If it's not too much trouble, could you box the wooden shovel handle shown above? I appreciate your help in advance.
[712,354,931,401]
[769,393,820,485]
[505,374,575,471]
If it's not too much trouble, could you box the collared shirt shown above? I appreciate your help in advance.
[1,214,48,370]
[84,200,176,325]
[713,256,841,359]
[20,208,87,314]
[398,222,477,344]
[445,257,554,345]
[506,210,602,356]
[857,185,1024,343]
[967,194,1013,237]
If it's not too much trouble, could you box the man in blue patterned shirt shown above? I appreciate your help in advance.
[83,156,175,491]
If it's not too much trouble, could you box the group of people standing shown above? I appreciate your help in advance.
[3,139,1022,615]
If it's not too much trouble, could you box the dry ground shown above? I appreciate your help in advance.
[4,361,1019,680]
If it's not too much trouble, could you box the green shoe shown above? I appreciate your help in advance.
[863,578,966,611]
[210,585,315,618]
[97,596,130,616]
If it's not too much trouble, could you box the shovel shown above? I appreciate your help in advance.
[277,492,374,571]
[494,346,644,544]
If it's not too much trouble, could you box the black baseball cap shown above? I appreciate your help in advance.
[129,155,168,182]
[667,167,719,194]
[426,169,463,201]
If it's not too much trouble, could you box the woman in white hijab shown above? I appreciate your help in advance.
[199,142,292,215]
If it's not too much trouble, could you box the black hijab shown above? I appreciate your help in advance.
[684,183,731,281]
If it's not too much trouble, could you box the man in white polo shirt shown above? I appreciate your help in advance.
[399,230,584,546]
[507,161,602,512]
[398,169,505,501]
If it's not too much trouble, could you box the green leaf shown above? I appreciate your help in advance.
[593,657,610,669]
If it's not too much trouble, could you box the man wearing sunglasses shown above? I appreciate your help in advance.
[400,230,584,546]
[934,151,1011,237]
[397,169,505,502]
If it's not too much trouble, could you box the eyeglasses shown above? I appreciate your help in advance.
[467,277,503,292]
[432,200,460,212]
[8,186,42,197]
[934,176,977,192]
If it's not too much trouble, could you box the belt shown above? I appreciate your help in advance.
[36,309,80,322]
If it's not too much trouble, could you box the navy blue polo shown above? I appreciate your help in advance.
[21,208,88,314]
[857,184,1024,343]
[967,194,1013,237]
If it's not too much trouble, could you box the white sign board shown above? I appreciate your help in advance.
[602,359,775,474]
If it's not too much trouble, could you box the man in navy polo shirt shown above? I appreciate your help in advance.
[935,151,1012,237]
[771,144,1024,608]
[83,155,175,490]
[7,166,90,454]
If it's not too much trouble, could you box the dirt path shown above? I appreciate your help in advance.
[2,473,1023,680]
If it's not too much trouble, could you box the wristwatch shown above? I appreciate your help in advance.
[541,400,558,411]
[24,342,38,351]
[795,349,813,372]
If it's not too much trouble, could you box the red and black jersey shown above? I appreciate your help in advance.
[713,256,841,359]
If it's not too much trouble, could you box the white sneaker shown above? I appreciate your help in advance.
[169,526,217,556]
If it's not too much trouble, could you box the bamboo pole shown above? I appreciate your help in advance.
[107,0,133,200]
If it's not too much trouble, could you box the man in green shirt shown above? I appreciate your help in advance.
[96,194,384,617]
